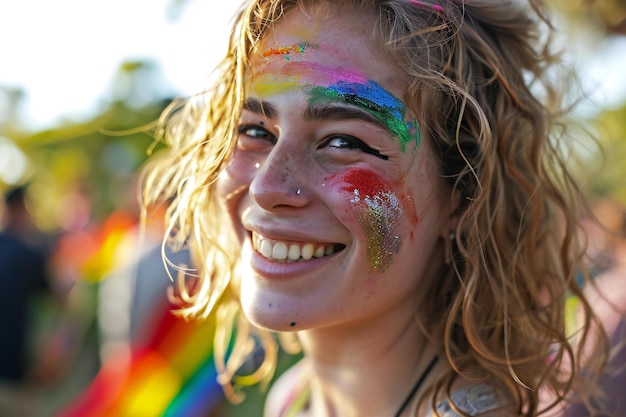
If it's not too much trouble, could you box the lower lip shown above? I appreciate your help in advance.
[248,244,338,280]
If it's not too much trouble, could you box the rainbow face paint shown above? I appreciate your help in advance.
[250,47,421,153]
[308,80,419,153]
[263,42,317,60]
[330,168,403,272]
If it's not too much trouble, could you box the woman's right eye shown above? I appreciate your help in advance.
[237,124,276,143]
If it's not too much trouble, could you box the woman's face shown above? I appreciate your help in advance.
[216,8,455,331]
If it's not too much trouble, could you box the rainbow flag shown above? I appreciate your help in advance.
[58,301,225,417]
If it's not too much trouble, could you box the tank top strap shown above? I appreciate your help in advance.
[278,379,311,417]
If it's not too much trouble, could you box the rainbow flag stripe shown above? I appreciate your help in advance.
[59,301,224,417]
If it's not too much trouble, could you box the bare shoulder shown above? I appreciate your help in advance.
[264,359,308,417]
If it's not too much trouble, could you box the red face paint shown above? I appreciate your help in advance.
[328,168,405,272]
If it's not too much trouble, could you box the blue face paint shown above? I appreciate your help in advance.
[309,80,421,153]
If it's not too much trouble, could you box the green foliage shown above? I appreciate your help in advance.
[550,0,626,35]
[1,62,172,231]
[588,103,626,203]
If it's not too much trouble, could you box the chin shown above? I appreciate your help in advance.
[238,276,296,332]
[240,299,305,332]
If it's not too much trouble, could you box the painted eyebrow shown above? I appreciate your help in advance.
[303,102,391,134]
[243,98,391,135]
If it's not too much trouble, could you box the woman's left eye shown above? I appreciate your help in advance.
[326,135,388,160]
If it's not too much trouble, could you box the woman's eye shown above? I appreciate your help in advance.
[237,124,276,143]
[327,135,388,160]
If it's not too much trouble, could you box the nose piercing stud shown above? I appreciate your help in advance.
[296,188,301,196]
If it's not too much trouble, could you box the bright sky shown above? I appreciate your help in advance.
[0,0,625,131]
[0,0,241,129]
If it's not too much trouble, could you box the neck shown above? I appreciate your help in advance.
[297,302,441,417]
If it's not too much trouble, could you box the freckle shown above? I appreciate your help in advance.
[290,322,297,327]
[268,303,273,308]
[259,121,265,126]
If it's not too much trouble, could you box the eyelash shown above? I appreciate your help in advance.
[237,124,389,161]
[325,135,389,160]
[237,124,276,144]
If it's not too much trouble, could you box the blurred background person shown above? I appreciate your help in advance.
[0,185,52,382]
[0,185,56,414]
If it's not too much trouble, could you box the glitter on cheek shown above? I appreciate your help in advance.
[357,193,403,272]
[330,168,404,272]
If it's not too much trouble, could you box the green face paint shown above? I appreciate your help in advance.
[308,80,421,153]
[249,58,421,153]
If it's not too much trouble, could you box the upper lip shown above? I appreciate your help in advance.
[248,226,336,245]
[243,219,342,246]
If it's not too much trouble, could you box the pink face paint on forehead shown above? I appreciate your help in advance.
[248,60,421,152]
[252,36,383,99]
[251,61,367,90]
[252,40,369,89]
[327,167,404,273]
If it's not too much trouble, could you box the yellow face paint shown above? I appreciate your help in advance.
[249,56,421,153]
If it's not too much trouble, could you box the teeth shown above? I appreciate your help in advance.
[272,242,288,260]
[288,245,300,260]
[260,239,273,258]
[252,232,340,262]
[301,243,314,260]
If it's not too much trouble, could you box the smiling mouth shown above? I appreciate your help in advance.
[252,232,345,262]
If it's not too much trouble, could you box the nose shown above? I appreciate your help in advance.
[249,142,309,211]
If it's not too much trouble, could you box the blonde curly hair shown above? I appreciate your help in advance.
[141,0,608,414]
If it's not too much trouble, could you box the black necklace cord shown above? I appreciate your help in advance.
[393,355,440,417]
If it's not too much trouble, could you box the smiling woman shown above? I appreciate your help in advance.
[141,1,609,416]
